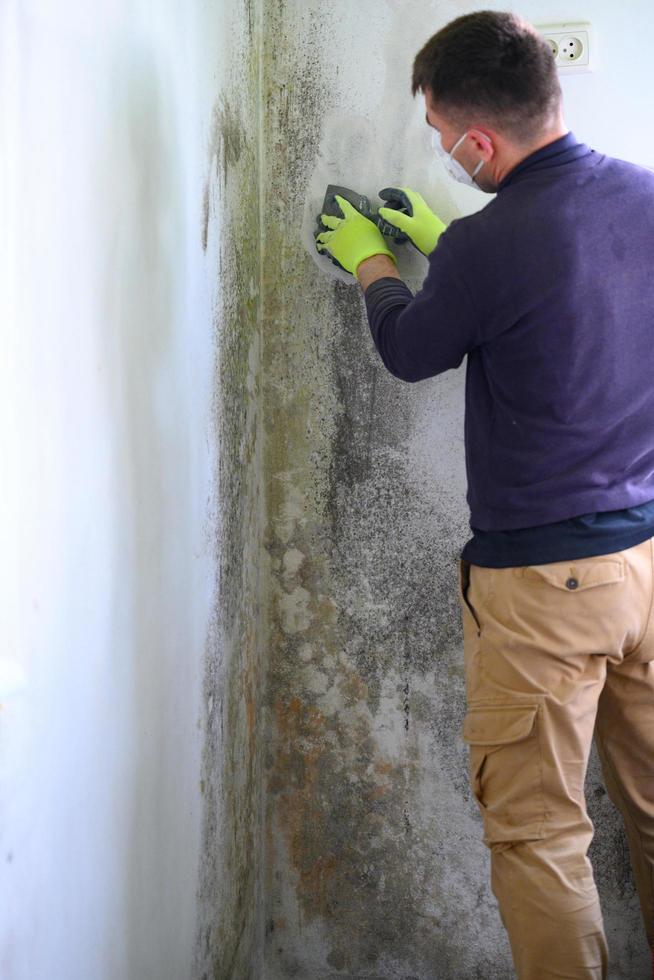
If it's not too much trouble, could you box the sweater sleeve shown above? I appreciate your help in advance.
[363,239,481,382]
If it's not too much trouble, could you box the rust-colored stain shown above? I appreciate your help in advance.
[272,696,326,778]
[267,662,421,970]
[336,670,368,705]
[271,696,339,915]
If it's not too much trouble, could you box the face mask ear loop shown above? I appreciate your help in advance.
[450,132,484,181]
[449,132,468,157]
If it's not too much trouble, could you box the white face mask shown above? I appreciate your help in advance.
[431,128,487,188]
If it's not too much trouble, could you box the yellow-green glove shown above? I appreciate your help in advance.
[315,195,397,277]
[377,187,446,257]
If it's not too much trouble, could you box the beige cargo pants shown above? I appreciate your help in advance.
[458,536,654,979]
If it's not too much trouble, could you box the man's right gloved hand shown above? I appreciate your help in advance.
[377,187,447,257]
[316,195,397,277]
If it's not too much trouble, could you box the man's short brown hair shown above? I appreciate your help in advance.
[412,10,562,143]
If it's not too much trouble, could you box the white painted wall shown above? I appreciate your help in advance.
[0,2,225,977]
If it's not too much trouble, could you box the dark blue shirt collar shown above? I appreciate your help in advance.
[497,131,593,192]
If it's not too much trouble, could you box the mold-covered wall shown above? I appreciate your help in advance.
[261,1,654,978]
[195,0,266,976]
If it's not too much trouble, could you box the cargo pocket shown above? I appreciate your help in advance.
[462,701,546,849]
[458,558,481,635]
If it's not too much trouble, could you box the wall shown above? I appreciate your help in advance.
[262,1,654,978]
[194,0,266,976]
[0,1,264,978]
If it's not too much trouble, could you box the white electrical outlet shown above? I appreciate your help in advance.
[537,22,594,73]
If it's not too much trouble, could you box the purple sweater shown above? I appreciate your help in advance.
[364,132,654,531]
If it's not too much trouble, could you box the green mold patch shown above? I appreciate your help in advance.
[259,1,437,975]
[194,4,266,978]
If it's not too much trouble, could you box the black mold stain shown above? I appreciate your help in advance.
[190,0,639,974]
[261,1,452,974]
[193,7,264,979]
[201,177,210,253]
[202,95,247,253]
[211,97,245,179]
[244,0,255,40]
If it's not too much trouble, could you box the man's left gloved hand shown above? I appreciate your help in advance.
[378,187,446,257]
[315,195,397,277]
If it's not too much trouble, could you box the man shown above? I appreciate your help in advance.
[315,10,654,980]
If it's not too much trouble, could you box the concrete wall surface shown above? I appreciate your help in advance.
[261,1,654,978]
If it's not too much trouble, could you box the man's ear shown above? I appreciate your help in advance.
[469,129,495,160]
